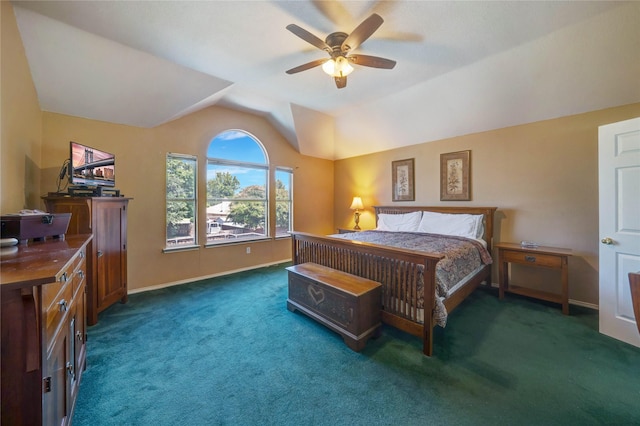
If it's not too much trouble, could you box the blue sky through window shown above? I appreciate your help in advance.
[207,130,290,191]
[207,130,267,189]
[207,130,266,164]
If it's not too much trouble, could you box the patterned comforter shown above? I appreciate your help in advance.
[330,230,493,326]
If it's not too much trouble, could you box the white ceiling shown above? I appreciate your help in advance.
[11,1,640,160]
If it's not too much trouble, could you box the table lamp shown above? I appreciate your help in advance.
[349,197,364,230]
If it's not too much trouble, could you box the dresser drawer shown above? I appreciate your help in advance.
[503,250,562,268]
[41,263,74,313]
[43,278,73,351]
[72,257,86,297]
[71,247,85,273]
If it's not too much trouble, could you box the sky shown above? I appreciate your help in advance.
[206,130,290,191]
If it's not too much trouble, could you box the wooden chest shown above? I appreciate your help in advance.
[1,213,71,244]
[286,262,382,351]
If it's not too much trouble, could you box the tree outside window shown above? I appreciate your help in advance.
[166,153,197,248]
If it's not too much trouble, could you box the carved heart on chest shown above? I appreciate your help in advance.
[307,284,325,305]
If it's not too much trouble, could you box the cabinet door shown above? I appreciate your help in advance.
[43,325,70,426]
[95,201,127,311]
[73,273,87,382]
[67,301,83,413]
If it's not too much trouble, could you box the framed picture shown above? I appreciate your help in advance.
[392,158,415,201]
[440,150,471,201]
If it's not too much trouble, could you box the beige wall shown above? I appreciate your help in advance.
[39,109,334,291]
[2,1,334,294]
[334,103,640,306]
[4,2,640,305]
[0,1,43,213]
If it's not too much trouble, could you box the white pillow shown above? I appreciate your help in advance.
[418,211,484,239]
[376,211,422,232]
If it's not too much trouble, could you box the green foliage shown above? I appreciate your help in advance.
[166,157,195,233]
[275,179,290,229]
[204,173,292,232]
[228,185,266,229]
[207,171,241,198]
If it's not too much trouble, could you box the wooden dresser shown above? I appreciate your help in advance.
[1,235,92,426]
[44,196,131,325]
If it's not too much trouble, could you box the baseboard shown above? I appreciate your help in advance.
[128,258,292,295]
[485,282,598,311]
[568,299,598,311]
[129,269,600,311]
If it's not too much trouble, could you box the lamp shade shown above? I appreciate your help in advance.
[349,197,364,210]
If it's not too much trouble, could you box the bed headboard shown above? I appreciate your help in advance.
[373,206,498,252]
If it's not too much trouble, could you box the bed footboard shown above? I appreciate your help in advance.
[291,232,443,356]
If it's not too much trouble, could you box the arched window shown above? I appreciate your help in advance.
[206,130,269,243]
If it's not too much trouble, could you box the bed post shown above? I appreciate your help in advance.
[291,233,298,265]
[422,258,437,357]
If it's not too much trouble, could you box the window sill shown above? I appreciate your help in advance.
[204,235,272,248]
[163,244,200,253]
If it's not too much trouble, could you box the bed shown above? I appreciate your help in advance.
[290,206,497,356]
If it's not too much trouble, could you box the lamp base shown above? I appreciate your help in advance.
[353,211,361,230]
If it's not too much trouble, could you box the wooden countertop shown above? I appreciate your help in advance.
[0,234,92,290]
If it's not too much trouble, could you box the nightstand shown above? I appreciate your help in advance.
[495,242,572,314]
[337,228,361,234]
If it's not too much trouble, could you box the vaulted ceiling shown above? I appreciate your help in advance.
[11,1,640,159]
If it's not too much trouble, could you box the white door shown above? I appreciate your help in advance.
[599,117,640,348]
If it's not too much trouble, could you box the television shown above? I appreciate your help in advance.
[69,141,116,187]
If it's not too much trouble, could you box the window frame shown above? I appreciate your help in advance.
[275,167,293,238]
[164,153,199,252]
[205,131,270,247]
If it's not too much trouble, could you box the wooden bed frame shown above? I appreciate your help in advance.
[290,206,497,356]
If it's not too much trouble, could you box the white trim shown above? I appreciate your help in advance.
[569,299,598,311]
[127,258,292,295]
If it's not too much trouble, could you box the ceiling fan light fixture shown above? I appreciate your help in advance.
[322,56,354,77]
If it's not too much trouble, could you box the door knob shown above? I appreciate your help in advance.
[601,237,614,245]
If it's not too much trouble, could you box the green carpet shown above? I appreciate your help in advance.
[74,263,640,425]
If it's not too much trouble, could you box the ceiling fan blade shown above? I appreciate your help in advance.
[286,24,331,53]
[285,58,328,74]
[341,13,384,53]
[348,54,396,69]
[311,0,352,27]
[334,76,347,89]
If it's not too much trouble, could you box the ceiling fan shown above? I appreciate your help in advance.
[285,13,396,89]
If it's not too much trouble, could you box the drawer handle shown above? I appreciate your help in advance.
[80,250,85,259]
[58,299,68,312]
[97,250,104,258]
[525,255,536,263]
[78,270,84,279]
[66,362,75,380]
[59,272,68,283]
[76,330,84,342]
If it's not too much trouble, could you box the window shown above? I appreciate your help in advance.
[166,153,198,249]
[275,168,293,237]
[206,130,269,244]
